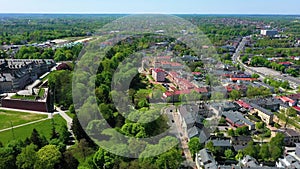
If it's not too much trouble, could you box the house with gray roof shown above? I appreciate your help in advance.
[276,155,300,169]
[195,149,218,169]
[223,111,255,130]
[0,59,55,93]
[249,102,274,125]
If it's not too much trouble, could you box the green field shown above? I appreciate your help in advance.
[0,115,66,144]
[0,110,48,130]
[10,94,36,100]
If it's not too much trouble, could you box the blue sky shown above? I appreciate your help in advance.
[0,0,299,14]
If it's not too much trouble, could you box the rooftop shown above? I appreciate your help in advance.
[249,102,274,116]
[223,111,254,127]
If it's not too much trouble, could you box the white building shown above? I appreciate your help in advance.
[261,29,278,37]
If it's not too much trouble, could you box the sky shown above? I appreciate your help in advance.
[0,0,299,14]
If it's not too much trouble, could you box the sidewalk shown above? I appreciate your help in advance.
[0,118,50,133]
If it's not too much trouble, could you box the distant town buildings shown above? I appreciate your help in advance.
[0,59,56,93]
[261,29,279,37]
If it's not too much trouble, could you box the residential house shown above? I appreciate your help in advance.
[206,139,232,151]
[231,136,252,151]
[152,68,166,82]
[274,128,300,146]
[279,96,297,107]
[296,143,300,158]
[212,102,239,112]
[0,59,55,93]
[251,97,281,112]
[276,155,300,168]
[195,149,218,169]
[223,111,255,130]
[240,155,260,168]
[181,55,200,62]
[249,102,274,125]
[235,100,252,112]
[178,104,202,138]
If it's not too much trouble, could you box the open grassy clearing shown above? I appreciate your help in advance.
[0,115,66,144]
[0,109,48,130]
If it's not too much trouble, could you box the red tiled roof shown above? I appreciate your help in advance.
[231,77,257,81]
[278,62,292,65]
[192,72,202,75]
[195,87,208,93]
[161,61,183,67]
[226,86,233,92]
[169,71,179,78]
[280,96,296,104]
[153,68,165,73]
[235,100,251,109]
[293,106,300,112]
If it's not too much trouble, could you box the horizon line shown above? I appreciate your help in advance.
[0,12,300,16]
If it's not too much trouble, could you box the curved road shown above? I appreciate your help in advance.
[233,36,300,89]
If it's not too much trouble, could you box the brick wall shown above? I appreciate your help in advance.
[2,99,48,112]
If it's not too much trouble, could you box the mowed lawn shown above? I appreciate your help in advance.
[0,115,66,144]
[0,110,48,130]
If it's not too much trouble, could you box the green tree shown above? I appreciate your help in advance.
[255,122,264,130]
[155,148,183,169]
[205,141,215,153]
[243,141,259,159]
[61,150,79,169]
[121,123,147,138]
[16,144,37,169]
[227,129,235,137]
[224,149,234,159]
[30,129,47,149]
[34,145,62,169]
[0,147,16,169]
[235,150,244,161]
[287,107,297,117]
[188,137,203,159]
[251,74,260,78]
[270,146,282,161]
[93,147,115,169]
[229,89,242,100]
[259,144,270,160]
[211,92,224,101]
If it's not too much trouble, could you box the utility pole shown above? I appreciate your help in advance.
[10,121,15,140]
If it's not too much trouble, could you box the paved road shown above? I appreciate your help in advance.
[166,106,196,168]
[54,106,73,132]
[233,36,300,89]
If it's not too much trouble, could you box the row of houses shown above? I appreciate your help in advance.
[151,68,210,101]
[196,143,300,169]
[196,148,279,169]
[0,59,55,93]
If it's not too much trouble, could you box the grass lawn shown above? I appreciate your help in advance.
[38,88,46,97]
[11,94,36,100]
[66,111,75,119]
[0,110,48,130]
[0,115,66,145]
